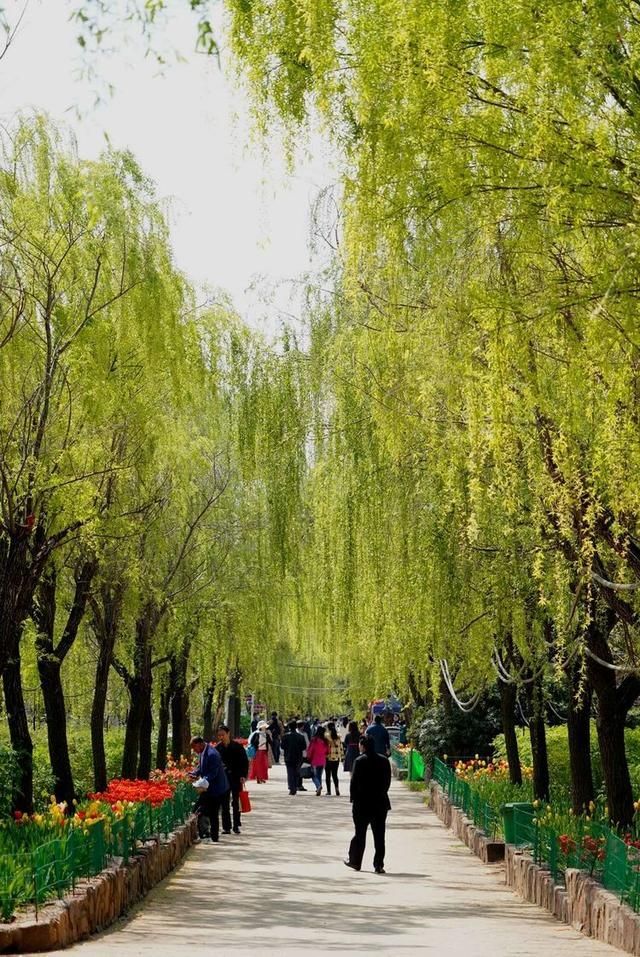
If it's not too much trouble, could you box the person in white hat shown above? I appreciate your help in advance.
[248,720,274,783]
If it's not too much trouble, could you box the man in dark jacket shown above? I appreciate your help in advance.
[281,721,307,794]
[365,713,391,756]
[217,724,250,834]
[269,711,284,763]
[190,735,230,843]
[344,735,391,874]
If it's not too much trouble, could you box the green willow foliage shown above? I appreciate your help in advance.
[221,0,640,700]
[0,116,325,806]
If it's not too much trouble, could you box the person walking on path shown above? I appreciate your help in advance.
[366,713,391,756]
[269,711,284,764]
[337,716,349,743]
[190,735,230,843]
[248,721,273,783]
[325,721,343,796]
[306,725,329,795]
[281,721,307,794]
[343,720,361,776]
[216,724,249,834]
[344,735,391,874]
[296,720,310,791]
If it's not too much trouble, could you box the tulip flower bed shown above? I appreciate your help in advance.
[434,756,534,838]
[434,756,640,915]
[0,779,195,922]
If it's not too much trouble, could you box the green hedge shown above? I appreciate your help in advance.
[493,724,640,795]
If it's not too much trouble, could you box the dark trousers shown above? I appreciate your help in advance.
[197,791,229,840]
[286,762,303,793]
[348,806,388,870]
[221,786,241,831]
[272,737,281,763]
[325,760,340,794]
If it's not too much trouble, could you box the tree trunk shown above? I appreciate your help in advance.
[137,686,153,779]
[499,680,522,786]
[202,679,215,741]
[121,677,144,778]
[407,671,427,707]
[526,678,549,801]
[586,612,639,827]
[3,652,33,813]
[170,648,191,759]
[38,658,74,807]
[156,685,170,770]
[90,582,123,791]
[566,662,594,814]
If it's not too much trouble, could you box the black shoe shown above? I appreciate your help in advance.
[344,860,360,871]
[374,867,386,874]
[222,830,232,835]
[210,837,219,843]
[233,827,241,833]
[298,786,307,791]
[289,790,296,795]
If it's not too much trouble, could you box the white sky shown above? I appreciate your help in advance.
[0,0,336,334]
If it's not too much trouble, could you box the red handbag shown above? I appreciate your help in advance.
[239,787,252,813]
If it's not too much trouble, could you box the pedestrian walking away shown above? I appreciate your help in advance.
[216,724,249,833]
[296,720,310,790]
[248,721,274,783]
[189,735,231,843]
[281,721,307,794]
[337,716,349,743]
[269,711,284,764]
[343,720,360,776]
[324,721,343,795]
[366,713,391,756]
[344,735,391,874]
[306,725,329,795]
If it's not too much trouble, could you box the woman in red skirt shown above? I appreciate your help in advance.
[248,721,273,783]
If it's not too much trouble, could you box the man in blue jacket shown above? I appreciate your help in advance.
[365,714,391,756]
[190,735,230,842]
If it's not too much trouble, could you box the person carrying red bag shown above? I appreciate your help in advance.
[217,725,250,834]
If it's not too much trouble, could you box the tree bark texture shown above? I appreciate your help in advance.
[566,662,594,814]
[202,679,215,741]
[156,685,170,770]
[499,680,522,786]
[3,651,33,813]
[526,678,550,802]
[90,582,124,791]
[586,613,639,827]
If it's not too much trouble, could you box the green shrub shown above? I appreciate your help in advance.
[492,724,640,798]
[410,691,502,769]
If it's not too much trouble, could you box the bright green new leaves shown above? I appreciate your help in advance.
[221,0,640,701]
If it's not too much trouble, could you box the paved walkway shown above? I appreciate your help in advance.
[47,766,618,957]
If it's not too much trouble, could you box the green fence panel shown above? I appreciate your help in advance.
[408,749,425,781]
[603,831,629,899]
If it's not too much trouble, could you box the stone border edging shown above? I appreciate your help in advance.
[506,844,640,955]
[429,781,640,955]
[0,816,197,954]
[427,780,504,863]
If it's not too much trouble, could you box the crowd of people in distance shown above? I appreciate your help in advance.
[189,710,406,874]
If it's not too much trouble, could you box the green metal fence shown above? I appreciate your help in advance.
[0,784,195,921]
[432,757,498,838]
[392,746,427,783]
[390,746,407,771]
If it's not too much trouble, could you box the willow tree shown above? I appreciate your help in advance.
[213,0,640,823]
